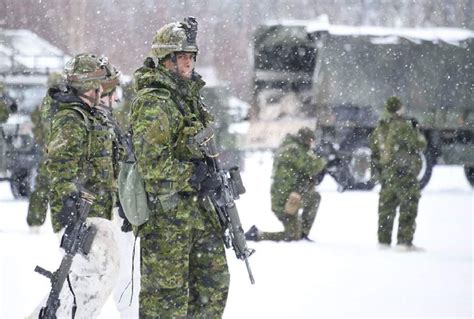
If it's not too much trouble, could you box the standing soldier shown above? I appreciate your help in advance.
[0,82,9,123]
[245,127,326,241]
[369,96,426,250]
[31,53,124,318]
[130,17,230,318]
[26,72,63,230]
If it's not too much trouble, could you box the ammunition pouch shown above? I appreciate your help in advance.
[284,192,302,215]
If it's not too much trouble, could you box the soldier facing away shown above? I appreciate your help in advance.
[30,54,126,318]
[130,17,230,318]
[369,96,427,251]
[245,127,326,242]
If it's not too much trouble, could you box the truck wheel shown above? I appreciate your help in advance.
[418,147,435,189]
[464,166,474,187]
[338,137,375,190]
[10,169,33,199]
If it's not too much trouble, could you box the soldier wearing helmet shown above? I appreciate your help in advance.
[245,127,326,242]
[130,17,229,318]
[369,96,426,251]
[100,64,121,108]
[30,54,127,318]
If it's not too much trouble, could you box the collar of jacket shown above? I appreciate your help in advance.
[50,87,93,114]
[134,59,205,100]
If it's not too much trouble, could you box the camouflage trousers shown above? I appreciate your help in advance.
[27,158,49,226]
[378,175,421,245]
[139,200,230,318]
[259,189,320,241]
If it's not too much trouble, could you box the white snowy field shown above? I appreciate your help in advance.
[0,151,472,319]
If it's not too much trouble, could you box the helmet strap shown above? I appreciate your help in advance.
[79,88,100,107]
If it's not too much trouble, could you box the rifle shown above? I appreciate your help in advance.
[35,190,97,319]
[194,127,255,284]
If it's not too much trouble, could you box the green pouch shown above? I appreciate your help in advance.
[118,161,150,226]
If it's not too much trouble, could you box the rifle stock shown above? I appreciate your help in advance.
[194,127,255,284]
[35,190,96,319]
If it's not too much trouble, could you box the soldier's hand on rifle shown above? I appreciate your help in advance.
[56,192,80,229]
[190,161,220,192]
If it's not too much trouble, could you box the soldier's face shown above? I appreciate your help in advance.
[175,52,195,79]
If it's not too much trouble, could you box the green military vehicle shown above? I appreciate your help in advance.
[252,21,474,189]
[0,28,68,198]
[201,84,250,170]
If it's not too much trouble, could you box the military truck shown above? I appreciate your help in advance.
[252,21,474,189]
[0,28,68,198]
[201,84,250,170]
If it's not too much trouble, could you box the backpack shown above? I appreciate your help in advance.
[379,118,421,176]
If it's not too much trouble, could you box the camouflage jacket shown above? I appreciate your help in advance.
[131,60,213,197]
[271,134,326,208]
[0,100,8,123]
[46,89,123,231]
[369,114,426,179]
[30,87,65,150]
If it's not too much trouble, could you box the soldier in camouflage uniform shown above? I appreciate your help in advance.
[369,96,427,250]
[0,82,9,123]
[0,82,18,121]
[130,17,230,318]
[30,54,125,318]
[26,72,63,229]
[245,127,326,242]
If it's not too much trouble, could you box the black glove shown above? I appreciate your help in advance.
[117,201,132,232]
[121,218,133,232]
[190,161,209,187]
[190,161,221,192]
[56,192,80,229]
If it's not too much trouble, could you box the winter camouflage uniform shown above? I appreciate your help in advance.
[131,17,229,318]
[0,95,8,123]
[369,97,426,246]
[0,82,16,123]
[27,73,63,226]
[249,128,326,241]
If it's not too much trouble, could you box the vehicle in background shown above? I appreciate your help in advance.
[251,20,474,189]
[0,28,68,198]
[201,85,250,170]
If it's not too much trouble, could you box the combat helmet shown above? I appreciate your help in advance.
[297,127,315,145]
[385,96,402,113]
[101,65,121,97]
[64,53,110,93]
[151,16,199,61]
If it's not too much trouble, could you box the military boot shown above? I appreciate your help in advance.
[245,225,260,241]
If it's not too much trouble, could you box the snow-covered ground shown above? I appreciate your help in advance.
[1,151,472,318]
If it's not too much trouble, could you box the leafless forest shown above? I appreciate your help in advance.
[1,0,472,101]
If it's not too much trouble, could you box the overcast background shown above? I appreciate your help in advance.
[1,0,472,101]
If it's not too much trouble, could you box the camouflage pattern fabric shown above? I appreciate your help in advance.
[259,134,326,241]
[369,113,426,245]
[0,100,8,123]
[46,89,119,232]
[26,159,49,226]
[27,93,55,226]
[131,60,229,318]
